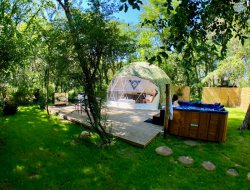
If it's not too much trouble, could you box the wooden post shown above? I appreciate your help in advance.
[164,84,170,139]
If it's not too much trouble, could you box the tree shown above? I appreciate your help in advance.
[202,56,246,86]
[227,35,250,87]
[121,0,250,127]
[36,19,72,114]
[0,0,44,104]
[55,0,135,144]
[240,104,250,130]
[138,0,220,99]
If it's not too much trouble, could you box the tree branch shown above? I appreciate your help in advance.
[56,0,66,10]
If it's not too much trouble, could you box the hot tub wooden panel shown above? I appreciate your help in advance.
[178,111,190,137]
[189,111,200,138]
[169,110,181,135]
[207,114,220,141]
[198,112,210,140]
[168,110,228,142]
[217,113,228,142]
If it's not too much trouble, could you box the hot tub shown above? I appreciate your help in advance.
[168,101,228,142]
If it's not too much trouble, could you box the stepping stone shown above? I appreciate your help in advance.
[184,140,199,146]
[155,146,173,156]
[178,156,194,165]
[247,172,250,181]
[226,168,239,176]
[80,131,92,138]
[202,161,216,171]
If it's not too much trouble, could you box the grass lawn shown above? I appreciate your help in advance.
[0,106,250,190]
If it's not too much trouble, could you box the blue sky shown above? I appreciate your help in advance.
[113,8,142,25]
[76,1,143,25]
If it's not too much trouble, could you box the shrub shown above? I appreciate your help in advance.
[3,101,18,115]
[13,90,33,106]
[37,94,46,110]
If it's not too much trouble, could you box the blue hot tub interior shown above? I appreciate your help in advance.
[174,101,228,114]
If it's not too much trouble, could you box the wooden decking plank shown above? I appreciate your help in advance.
[48,106,162,148]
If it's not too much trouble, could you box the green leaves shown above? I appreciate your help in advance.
[240,35,248,46]
[146,51,168,65]
[125,3,129,12]
[119,3,129,12]
[146,56,156,64]
[119,5,124,11]
[0,0,34,73]
[159,51,168,59]
[119,0,142,12]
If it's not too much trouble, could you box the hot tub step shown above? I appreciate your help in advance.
[153,113,164,125]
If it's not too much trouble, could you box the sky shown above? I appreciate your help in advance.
[113,7,142,25]
[79,1,143,25]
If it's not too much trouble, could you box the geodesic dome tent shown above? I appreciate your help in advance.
[107,62,171,110]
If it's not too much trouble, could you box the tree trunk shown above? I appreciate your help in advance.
[240,104,250,130]
[164,84,170,139]
[56,0,111,145]
[45,67,50,116]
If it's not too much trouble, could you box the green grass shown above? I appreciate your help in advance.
[0,106,250,190]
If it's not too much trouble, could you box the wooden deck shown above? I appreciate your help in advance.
[49,105,162,148]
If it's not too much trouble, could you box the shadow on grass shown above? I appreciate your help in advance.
[0,106,118,189]
[0,106,250,190]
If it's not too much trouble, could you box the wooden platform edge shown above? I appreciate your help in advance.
[49,107,161,148]
[49,108,91,128]
[112,130,161,148]
[144,131,161,148]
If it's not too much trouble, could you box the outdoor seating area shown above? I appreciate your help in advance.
[1,1,250,188]
[54,93,69,106]
[73,93,87,114]
[48,105,161,147]
[120,92,156,104]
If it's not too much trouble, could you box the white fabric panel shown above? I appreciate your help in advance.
[109,76,157,94]
[169,98,173,120]
[108,75,160,110]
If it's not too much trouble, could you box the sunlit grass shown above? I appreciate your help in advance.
[0,106,249,190]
